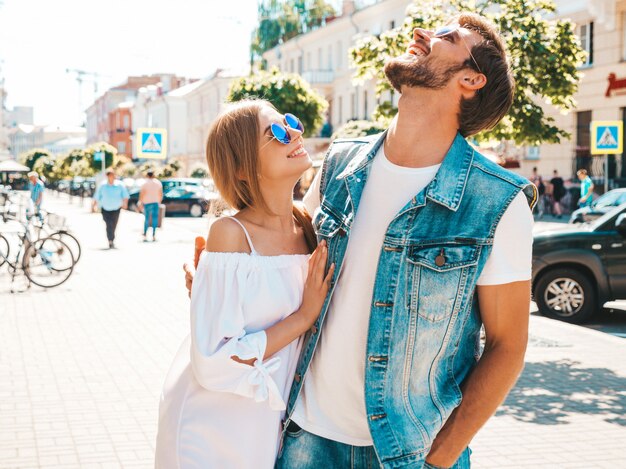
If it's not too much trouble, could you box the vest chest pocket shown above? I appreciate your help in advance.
[314,209,347,263]
[407,244,479,322]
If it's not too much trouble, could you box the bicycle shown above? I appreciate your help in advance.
[0,213,76,291]
[30,209,82,264]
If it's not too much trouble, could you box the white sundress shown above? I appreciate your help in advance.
[155,218,309,469]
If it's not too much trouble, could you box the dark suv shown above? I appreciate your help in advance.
[532,203,626,324]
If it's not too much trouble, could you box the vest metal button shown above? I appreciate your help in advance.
[311,326,318,334]
[337,228,346,237]
[294,373,301,383]
[435,248,446,267]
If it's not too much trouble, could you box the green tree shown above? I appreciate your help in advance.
[32,154,56,182]
[156,159,182,179]
[190,165,209,179]
[350,0,585,145]
[252,0,337,61]
[227,68,328,137]
[117,161,139,178]
[86,142,117,172]
[331,120,388,140]
[19,148,52,171]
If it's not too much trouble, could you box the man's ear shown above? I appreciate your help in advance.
[459,72,486,98]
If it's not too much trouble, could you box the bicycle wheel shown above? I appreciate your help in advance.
[23,236,75,288]
[0,234,9,268]
[51,231,82,263]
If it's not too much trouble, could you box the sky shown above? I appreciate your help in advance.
[0,0,262,126]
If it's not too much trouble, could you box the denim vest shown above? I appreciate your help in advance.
[283,131,536,468]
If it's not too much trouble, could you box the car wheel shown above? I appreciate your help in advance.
[534,268,596,324]
[127,201,138,212]
[189,203,203,218]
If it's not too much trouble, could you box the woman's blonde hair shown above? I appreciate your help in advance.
[205,99,317,252]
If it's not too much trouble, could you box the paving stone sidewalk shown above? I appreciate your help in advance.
[1,194,624,468]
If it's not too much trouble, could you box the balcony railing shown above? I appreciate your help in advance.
[301,70,334,85]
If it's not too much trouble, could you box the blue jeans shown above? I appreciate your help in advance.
[143,203,159,235]
[276,423,471,469]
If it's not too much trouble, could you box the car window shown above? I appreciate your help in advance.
[165,188,185,198]
[618,193,626,205]
[593,202,626,231]
[595,191,623,208]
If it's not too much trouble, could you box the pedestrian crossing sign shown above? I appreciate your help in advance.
[136,128,168,160]
[591,121,623,155]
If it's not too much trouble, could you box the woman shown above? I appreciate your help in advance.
[155,100,334,468]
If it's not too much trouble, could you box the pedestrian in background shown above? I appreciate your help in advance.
[550,169,565,218]
[530,167,546,217]
[27,171,45,221]
[577,168,594,208]
[92,168,129,249]
[138,170,163,242]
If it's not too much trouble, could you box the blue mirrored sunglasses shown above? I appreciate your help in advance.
[270,113,304,145]
[433,25,483,74]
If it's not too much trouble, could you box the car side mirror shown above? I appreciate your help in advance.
[616,213,626,235]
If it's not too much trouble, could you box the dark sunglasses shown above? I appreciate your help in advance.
[270,113,304,145]
[432,25,483,74]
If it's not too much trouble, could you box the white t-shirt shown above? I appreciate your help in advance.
[294,146,533,445]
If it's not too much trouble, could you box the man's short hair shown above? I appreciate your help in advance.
[455,13,515,137]
[105,168,115,175]
[28,171,38,178]
[577,169,588,176]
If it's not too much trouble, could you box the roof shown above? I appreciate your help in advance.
[167,79,207,97]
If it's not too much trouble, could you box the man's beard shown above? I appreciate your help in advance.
[384,54,466,93]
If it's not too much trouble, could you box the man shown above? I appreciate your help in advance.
[27,171,45,220]
[577,168,594,208]
[550,169,565,218]
[138,170,163,242]
[186,12,535,469]
[92,168,129,249]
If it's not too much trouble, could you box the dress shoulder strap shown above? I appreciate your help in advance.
[225,217,258,255]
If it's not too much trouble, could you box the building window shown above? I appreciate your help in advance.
[327,45,333,70]
[318,48,323,69]
[390,20,396,29]
[621,108,626,178]
[123,115,130,129]
[336,41,342,70]
[351,93,356,120]
[338,96,343,124]
[578,22,593,66]
[117,141,126,154]
[576,110,592,173]
[526,146,540,160]
[363,90,368,119]
[290,59,295,73]
[307,52,311,71]
[622,13,626,61]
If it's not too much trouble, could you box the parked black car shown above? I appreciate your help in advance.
[569,188,626,224]
[127,186,218,217]
[532,203,626,324]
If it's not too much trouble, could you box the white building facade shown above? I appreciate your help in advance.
[262,0,626,186]
[528,0,626,186]
[130,71,242,174]
[262,0,412,134]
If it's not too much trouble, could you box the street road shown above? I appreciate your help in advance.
[1,194,625,468]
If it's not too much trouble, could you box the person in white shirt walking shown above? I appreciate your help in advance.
[138,170,163,242]
[92,168,129,249]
